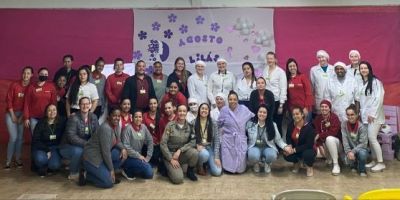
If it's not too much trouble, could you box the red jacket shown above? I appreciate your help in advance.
[313,112,341,146]
[287,74,314,111]
[143,112,158,144]
[6,80,29,112]
[160,92,187,115]
[23,81,57,119]
[105,72,129,106]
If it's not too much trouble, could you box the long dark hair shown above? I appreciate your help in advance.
[251,104,275,140]
[174,57,189,85]
[148,97,161,124]
[68,65,91,104]
[194,103,213,144]
[359,61,377,96]
[242,62,256,89]
[285,58,302,82]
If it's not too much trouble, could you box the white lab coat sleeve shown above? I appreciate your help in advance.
[279,69,288,103]
[207,74,216,105]
[187,75,196,99]
[323,79,332,102]
[368,79,385,119]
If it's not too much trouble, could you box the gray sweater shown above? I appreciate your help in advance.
[83,122,124,170]
[122,124,153,159]
[341,121,368,154]
[61,112,99,147]
[160,121,196,161]
[89,73,106,107]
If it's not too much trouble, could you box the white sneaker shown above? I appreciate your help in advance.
[121,170,136,181]
[253,163,260,173]
[332,164,340,175]
[360,172,367,177]
[68,173,79,181]
[264,163,271,174]
[365,161,376,168]
[291,162,300,173]
[371,163,386,172]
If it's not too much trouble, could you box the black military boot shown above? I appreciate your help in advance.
[187,167,198,181]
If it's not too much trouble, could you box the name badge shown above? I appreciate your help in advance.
[84,127,89,134]
[137,133,142,138]
[49,135,56,140]
[178,80,182,83]
[256,139,262,144]
[94,80,100,84]
[18,92,24,98]
[288,83,294,88]
[156,80,162,83]
[150,123,155,129]
[35,88,43,92]
[322,74,328,78]
[116,81,122,85]
[140,89,146,94]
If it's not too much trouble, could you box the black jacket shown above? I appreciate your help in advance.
[167,70,192,98]
[32,117,66,152]
[122,74,156,113]
[286,122,315,154]
[249,89,275,117]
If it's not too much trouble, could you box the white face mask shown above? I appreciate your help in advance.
[189,104,198,112]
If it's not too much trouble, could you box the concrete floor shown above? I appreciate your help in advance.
[1,145,400,200]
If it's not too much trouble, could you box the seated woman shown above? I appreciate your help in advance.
[218,90,254,173]
[160,81,187,115]
[160,104,198,184]
[195,103,222,176]
[121,110,154,180]
[31,104,66,177]
[80,108,127,188]
[284,106,316,177]
[313,100,342,175]
[59,97,99,180]
[246,105,291,174]
[341,104,368,176]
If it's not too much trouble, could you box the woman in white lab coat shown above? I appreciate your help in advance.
[207,58,236,108]
[355,61,385,172]
[187,60,209,105]
[310,50,334,115]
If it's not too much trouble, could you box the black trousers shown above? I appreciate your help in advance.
[284,149,316,167]
[273,101,283,134]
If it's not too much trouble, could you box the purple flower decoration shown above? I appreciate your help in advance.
[210,23,220,32]
[148,40,159,54]
[195,16,205,24]
[164,29,173,39]
[152,22,161,31]
[138,30,147,40]
[168,13,177,23]
[132,50,143,60]
[179,24,188,34]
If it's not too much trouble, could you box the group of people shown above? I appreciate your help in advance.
[4,49,385,188]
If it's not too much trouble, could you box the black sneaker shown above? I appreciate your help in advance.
[38,168,47,177]
[114,178,121,184]
[15,161,23,169]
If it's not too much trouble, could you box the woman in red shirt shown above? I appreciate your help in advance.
[143,98,162,167]
[160,81,187,115]
[5,66,33,169]
[313,100,342,176]
[286,58,314,122]
[24,67,57,134]
[284,106,316,177]
[119,98,133,130]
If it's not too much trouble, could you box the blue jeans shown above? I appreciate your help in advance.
[59,145,84,175]
[122,157,153,179]
[32,146,62,171]
[5,112,24,163]
[349,148,368,173]
[247,146,278,165]
[111,148,121,170]
[83,160,113,188]
[29,117,40,135]
[198,146,222,176]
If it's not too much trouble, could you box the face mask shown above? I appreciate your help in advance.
[38,75,48,82]
[189,105,198,112]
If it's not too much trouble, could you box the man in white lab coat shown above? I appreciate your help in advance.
[310,50,334,115]
[323,62,357,122]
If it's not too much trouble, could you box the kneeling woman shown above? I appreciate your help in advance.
[284,106,316,177]
[121,110,154,180]
[32,104,66,177]
[195,103,222,176]
[341,104,368,176]
[246,105,290,174]
[81,108,127,188]
[160,105,198,184]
